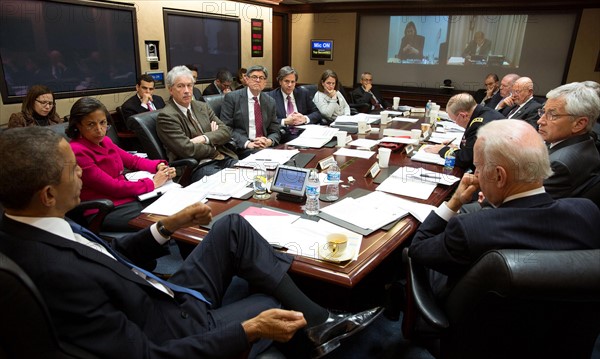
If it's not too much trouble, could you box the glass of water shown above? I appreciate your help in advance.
[253,169,270,200]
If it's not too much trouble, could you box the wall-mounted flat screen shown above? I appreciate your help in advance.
[0,0,140,104]
[164,9,240,82]
[311,40,334,61]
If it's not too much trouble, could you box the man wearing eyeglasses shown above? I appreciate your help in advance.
[202,69,233,97]
[350,72,389,113]
[537,82,600,199]
[121,74,166,120]
[221,65,281,159]
[494,73,520,113]
[503,76,543,127]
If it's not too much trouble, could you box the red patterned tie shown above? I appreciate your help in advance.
[287,95,294,115]
[253,96,264,137]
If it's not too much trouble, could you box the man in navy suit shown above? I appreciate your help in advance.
[0,127,382,358]
[480,73,502,109]
[267,66,322,143]
[220,65,281,158]
[494,73,520,113]
[350,72,390,113]
[202,69,233,97]
[410,119,600,298]
[505,76,543,127]
[120,74,166,120]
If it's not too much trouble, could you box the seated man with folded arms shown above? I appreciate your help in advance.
[424,93,503,171]
[350,72,390,113]
[494,73,520,113]
[267,66,322,143]
[221,65,281,159]
[504,76,543,127]
[409,119,600,298]
[0,126,383,359]
[202,69,233,97]
[121,74,166,120]
[157,66,237,182]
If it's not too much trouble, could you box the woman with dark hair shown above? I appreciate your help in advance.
[67,97,175,231]
[312,69,350,124]
[396,21,425,60]
[8,85,62,128]
[235,67,247,90]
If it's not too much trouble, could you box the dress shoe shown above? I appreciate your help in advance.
[305,306,384,358]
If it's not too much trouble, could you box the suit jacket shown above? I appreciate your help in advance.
[267,87,322,125]
[220,88,281,149]
[202,82,221,96]
[121,94,166,120]
[0,216,250,358]
[193,87,204,102]
[437,105,504,171]
[462,39,492,58]
[8,111,62,128]
[350,86,390,110]
[409,193,600,282]
[397,35,425,60]
[70,136,165,208]
[482,90,502,109]
[545,134,600,198]
[505,97,543,127]
[157,99,237,162]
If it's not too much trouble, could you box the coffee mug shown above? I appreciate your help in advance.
[326,233,348,256]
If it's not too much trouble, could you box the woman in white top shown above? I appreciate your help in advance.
[312,69,350,124]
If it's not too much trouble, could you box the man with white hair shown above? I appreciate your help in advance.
[504,76,543,127]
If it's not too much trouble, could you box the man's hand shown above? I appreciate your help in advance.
[285,113,306,126]
[446,174,480,212]
[242,309,307,343]
[141,93,153,105]
[160,202,212,233]
[250,137,272,149]
[364,83,372,92]
[190,135,207,144]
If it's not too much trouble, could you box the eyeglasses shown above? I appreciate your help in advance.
[362,78,373,82]
[35,100,54,107]
[83,120,110,131]
[248,75,266,81]
[537,108,573,121]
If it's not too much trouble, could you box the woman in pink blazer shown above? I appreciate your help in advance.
[67,97,176,231]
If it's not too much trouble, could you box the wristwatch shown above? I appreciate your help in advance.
[156,220,174,237]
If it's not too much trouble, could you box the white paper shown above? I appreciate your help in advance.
[348,138,379,148]
[379,137,418,145]
[410,147,447,166]
[235,149,299,169]
[391,117,419,123]
[126,171,182,201]
[375,167,438,200]
[141,188,208,216]
[286,125,338,148]
[333,113,380,125]
[333,147,375,159]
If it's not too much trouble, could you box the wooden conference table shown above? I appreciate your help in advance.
[130,116,460,290]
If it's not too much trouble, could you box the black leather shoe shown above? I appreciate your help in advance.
[305,307,384,358]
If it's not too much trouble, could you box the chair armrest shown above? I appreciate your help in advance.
[65,199,115,235]
[169,159,198,187]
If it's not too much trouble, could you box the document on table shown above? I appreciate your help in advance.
[375,166,439,200]
[240,206,362,261]
[379,136,418,145]
[141,188,208,216]
[235,148,299,169]
[286,125,338,148]
[125,171,182,201]
[333,113,380,125]
[410,146,446,166]
[348,138,380,148]
[333,147,375,159]
[187,167,254,200]
[427,132,462,146]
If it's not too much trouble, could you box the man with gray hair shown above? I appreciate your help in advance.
[267,66,322,143]
[202,69,233,96]
[494,73,520,112]
[350,72,390,112]
[504,76,543,127]
[537,82,600,198]
[157,65,237,182]
[410,119,600,297]
[424,92,503,171]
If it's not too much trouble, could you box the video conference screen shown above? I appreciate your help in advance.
[359,13,577,93]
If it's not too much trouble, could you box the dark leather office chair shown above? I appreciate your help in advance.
[580,175,600,209]
[0,251,98,359]
[298,84,318,100]
[203,93,225,118]
[403,249,600,359]
[126,111,197,186]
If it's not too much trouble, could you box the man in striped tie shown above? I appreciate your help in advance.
[0,126,383,359]
[121,74,166,120]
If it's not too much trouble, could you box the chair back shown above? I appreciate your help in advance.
[0,251,97,358]
[203,94,225,118]
[126,111,166,160]
[298,84,318,100]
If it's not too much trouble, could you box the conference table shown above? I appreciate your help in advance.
[130,115,461,295]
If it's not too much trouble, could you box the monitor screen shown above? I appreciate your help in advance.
[0,0,140,104]
[311,40,334,61]
[271,165,310,197]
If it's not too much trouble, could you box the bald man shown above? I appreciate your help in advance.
[504,77,543,127]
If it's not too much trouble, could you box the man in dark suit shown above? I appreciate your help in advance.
[461,31,492,60]
[220,65,281,159]
[121,74,166,120]
[202,69,233,97]
[267,66,322,143]
[157,66,237,182]
[505,76,543,127]
[537,82,600,198]
[350,72,390,113]
[410,119,600,298]
[0,126,383,359]
[185,64,204,101]
[494,73,520,113]
[423,93,504,171]
[480,73,502,109]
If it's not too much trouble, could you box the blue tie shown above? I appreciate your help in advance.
[69,222,210,305]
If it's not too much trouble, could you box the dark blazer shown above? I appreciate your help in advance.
[193,87,204,102]
[202,82,221,97]
[437,105,504,171]
[482,90,502,110]
[505,97,543,127]
[409,193,600,282]
[462,39,492,58]
[121,94,166,120]
[350,86,390,110]
[545,134,600,198]
[267,87,322,143]
[397,35,425,60]
[157,99,237,162]
[220,88,281,149]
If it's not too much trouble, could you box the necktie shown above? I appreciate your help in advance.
[369,94,382,110]
[253,96,265,138]
[148,101,156,111]
[69,222,210,305]
[507,106,519,118]
[187,109,203,134]
[287,95,294,115]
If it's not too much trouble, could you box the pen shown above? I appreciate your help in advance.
[255,159,272,161]
[420,174,439,178]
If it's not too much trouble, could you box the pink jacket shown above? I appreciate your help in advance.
[70,136,166,209]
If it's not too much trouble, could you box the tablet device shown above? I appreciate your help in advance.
[270,165,311,197]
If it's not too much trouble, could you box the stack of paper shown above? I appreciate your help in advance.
[333,113,380,125]
[286,125,339,148]
[125,171,182,201]
[235,148,299,169]
[410,147,447,166]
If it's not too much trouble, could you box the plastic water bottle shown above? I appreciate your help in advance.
[425,100,432,117]
[325,161,341,201]
[305,169,320,215]
[444,151,456,171]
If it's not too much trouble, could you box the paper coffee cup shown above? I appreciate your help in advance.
[357,119,368,134]
[380,111,391,125]
[393,97,400,109]
[336,131,348,147]
[411,129,422,140]
[378,147,392,168]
